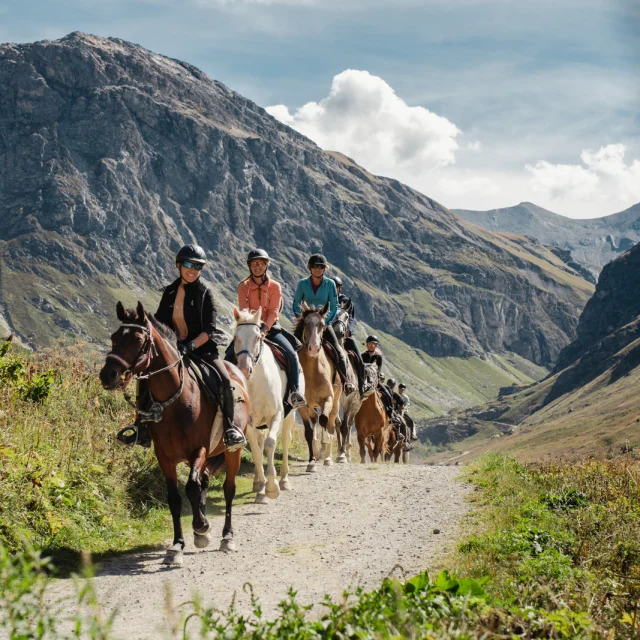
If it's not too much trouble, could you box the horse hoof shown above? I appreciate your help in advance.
[279,479,291,491]
[324,458,333,467]
[193,532,211,549]
[163,544,184,566]
[336,453,347,464]
[265,486,280,499]
[219,538,237,553]
[306,462,317,473]
[255,493,269,505]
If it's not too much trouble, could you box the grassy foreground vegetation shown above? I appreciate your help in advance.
[2,338,638,638]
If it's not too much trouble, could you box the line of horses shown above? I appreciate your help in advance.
[99,301,411,566]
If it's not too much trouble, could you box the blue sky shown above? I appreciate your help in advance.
[1,0,638,218]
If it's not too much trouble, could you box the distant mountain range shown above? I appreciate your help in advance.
[453,201,640,280]
[421,238,640,461]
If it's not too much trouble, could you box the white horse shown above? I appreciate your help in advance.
[232,308,303,504]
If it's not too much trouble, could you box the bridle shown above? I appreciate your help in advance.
[234,322,264,367]
[301,312,324,349]
[106,320,185,422]
[332,309,349,343]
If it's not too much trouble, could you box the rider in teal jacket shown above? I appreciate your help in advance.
[292,274,339,324]
[292,254,355,395]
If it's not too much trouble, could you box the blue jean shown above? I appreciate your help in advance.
[224,329,300,394]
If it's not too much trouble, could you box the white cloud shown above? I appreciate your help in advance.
[466,140,482,152]
[266,69,461,175]
[526,144,640,206]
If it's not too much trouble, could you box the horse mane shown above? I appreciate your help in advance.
[149,315,177,346]
[294,306,326,333]
[232,309,261,330]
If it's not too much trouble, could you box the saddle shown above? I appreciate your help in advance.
[322,341,345,384]
[265,340,288,372]
[186,354,222,403]
[263,339,293,420]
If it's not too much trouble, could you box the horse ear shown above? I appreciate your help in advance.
[116,301,126,322]
[252,309,262,324]
[319,302,329,316]
[233,308,240,321]
[301,301,309,312]
[136,301,146,323]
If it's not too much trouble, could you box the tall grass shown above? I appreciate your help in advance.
[0,340,169,559]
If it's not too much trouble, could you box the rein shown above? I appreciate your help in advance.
[234,322,264,366]
[107,321,185,423]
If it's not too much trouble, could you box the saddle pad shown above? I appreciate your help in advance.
[264,340,288,372]
[187,356,222,403]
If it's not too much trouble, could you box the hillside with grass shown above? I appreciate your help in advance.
[0,32,593,383]
[419,242,640,463]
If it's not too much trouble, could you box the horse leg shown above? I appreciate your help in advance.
[357,431,366,464]
[264,410,283,499]
[334,415,345,463]
[160,461,184,565]
[220,449,241,553]
[246,423,268,504]
[186,447,211,549]
[279,413,294,491]
[299,406,317,473]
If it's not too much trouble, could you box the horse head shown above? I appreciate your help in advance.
[233,308,263,379]
[332,307,350,344]
[297,301,328,357]
[100,301,152,390]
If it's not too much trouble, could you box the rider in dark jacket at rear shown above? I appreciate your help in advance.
[362,336,394,418]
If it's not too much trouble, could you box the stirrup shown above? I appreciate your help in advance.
[116,424,151,448]
[224,423,247,452]
[288,390,307,409]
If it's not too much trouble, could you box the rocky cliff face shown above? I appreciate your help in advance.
[0,33,593,367]
[555,241,640,370]
[455,201,640,279]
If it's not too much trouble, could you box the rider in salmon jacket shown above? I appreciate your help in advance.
[225,249,306,409]
[292,254,356,396]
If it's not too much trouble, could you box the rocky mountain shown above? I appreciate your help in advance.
[454,201,640,280]
[421,242,640,461]
[0,33,593,380]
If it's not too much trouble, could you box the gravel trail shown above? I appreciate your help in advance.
[52,462,468,638]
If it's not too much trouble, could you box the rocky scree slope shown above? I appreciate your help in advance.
[0,33,593,369]
[421,241,640,457]
[454,201,640,280]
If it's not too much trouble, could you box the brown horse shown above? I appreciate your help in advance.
[296,302,342,472]
[385,416,410,463]
[99,302,250,565]
[354,390,389,463]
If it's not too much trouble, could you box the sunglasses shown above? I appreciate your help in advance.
[181,261,204,271]
[310,265,326,270]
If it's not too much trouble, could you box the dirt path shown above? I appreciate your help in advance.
[52,462,468,638]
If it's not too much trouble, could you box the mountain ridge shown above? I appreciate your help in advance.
[454,201,640,278]
[0,32,592,379]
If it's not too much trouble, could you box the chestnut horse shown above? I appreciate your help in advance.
[354,390,389,463]
[99,302,249,566]
[296,303,342,472]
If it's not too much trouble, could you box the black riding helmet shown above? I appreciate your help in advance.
[176,244,207,265]
[332,276,343,287]
[366,335,379,344]
[308,253,328,269]
[387,378,396,387]
[399,383,407,390]
[247,248,270,266]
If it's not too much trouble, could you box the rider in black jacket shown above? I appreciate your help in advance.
[119,245,246,451]
[332,277,373,398]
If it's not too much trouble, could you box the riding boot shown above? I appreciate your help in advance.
[221,380,246,452]
[337,350,356,396]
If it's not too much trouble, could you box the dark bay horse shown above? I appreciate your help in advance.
[99,302,250,565]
